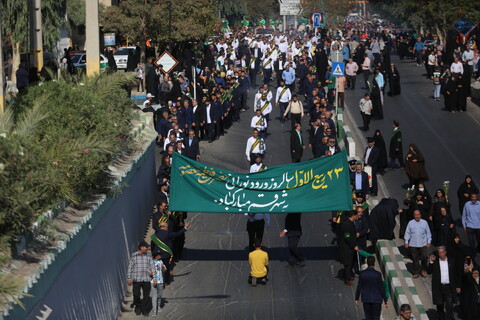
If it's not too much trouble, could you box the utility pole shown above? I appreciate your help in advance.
[0,11,5,113]
[30,0,43,73]
[85,0,100,76]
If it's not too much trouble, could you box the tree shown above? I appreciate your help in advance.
[369,0,480,44]
[245,0,278,19]
[218,0,247,21]
[303,0,355,30]
[101,0,217,55]
[1,0,67,83]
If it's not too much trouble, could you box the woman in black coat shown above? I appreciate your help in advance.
[457,175,479,213]
[461,266,480,320]
[373,130,388,175]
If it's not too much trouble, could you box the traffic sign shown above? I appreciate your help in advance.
[154,50,179,74]
[278,0,300,3]
[312,13,322,27]
[332,62,345,77]
[280,3,303,15]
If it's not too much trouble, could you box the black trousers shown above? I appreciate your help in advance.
[346,75,356,89]
[162,256,172,284]
[344,253,355,280]
[241,92,248,110]
[410,246,428,274]
[132,281,151,314]
[290,113,302,130]
[205,123,215,142]
[287,234,304,265]
[363,302,382,320]
[361,112,371,130]
[437,284,454,320]
[247,220,265,251]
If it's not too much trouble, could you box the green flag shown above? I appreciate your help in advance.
[169,151,352,213]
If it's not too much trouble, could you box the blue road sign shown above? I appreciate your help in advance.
[312,13,322,28]
[332,62,345,77]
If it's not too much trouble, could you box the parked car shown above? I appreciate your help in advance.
[113,46,136,69]
[71,52,109,73]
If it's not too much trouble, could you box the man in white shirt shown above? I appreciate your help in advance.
[462,44,474,77]
[359,93,372,131]
[262,48,274,86]
[250,155,267,173]
[427,246,459,320]
[245,129,266,165]
[450,56,464,75]
[250,109,267,139]
[256,93,272,123]
[275,79,291,123]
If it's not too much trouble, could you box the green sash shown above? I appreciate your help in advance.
[260,101,270,113]
[263,58,272,68]
[259,164,266,171]
[151,234,173,258]
[248,57,256,68]
[250,137,261,154]
[278,87,288,100]
[255,116,264,126]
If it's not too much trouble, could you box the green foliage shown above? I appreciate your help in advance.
[0,273,32,310]
[1,0,29,45]
[218,0,247,19]
[245,0,278,19]
[101,0,218,48]
[66,0,86,30]
[0,72,136,242]
[369,0,480,42]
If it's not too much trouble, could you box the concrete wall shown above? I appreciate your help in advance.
[5,141,156,320]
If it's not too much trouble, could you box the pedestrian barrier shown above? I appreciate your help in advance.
[377,240,428,320]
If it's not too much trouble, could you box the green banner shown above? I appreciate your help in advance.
[169,151,352,213]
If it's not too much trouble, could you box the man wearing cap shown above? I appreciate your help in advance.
[142,93,155,110]
[364,137,380,196]
[127,241,155,316]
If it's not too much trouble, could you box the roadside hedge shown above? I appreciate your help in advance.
[0,72,136,243]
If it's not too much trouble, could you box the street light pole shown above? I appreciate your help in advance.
[85,0,100,76]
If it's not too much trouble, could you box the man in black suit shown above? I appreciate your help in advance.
[350,163,370,197]
[151,221,190,285]
[203,99,215,143]
[279,213,304,267]
[355,256,388,320]
[363,137,380,196]
[338,210,360,286]
[183,129,200,160]
[191,98,205,140]
[290,123,305,163]
[427,246,461,320]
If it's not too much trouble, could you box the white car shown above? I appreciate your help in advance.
[113,46,136,69]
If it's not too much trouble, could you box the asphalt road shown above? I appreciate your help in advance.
[344,54,480,319]
[121,78,397,320]
[344,55,480,242]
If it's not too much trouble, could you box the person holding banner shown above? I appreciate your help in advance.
[245,129,266,165]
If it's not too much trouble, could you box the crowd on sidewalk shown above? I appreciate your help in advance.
[124,14,480,320]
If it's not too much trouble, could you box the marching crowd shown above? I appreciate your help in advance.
[125,15,480,320]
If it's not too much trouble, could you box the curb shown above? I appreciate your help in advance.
[377,240,428,320]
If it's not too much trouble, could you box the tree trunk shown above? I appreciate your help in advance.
[10,39,20,85]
